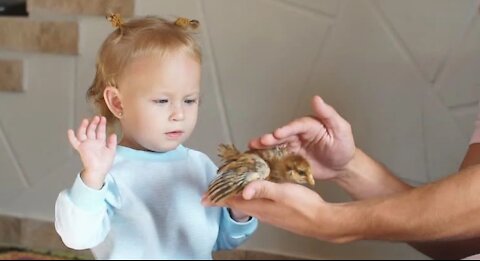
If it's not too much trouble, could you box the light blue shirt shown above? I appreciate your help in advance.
[55,145,257,260]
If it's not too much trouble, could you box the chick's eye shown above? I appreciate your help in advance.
[153,99,169,104]
[298,170,306,176]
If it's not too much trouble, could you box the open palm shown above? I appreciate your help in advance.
[67,116,117,188]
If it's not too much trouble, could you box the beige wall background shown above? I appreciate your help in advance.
[2,0,480,259]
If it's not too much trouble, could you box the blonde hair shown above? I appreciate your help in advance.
[87,15,201,129]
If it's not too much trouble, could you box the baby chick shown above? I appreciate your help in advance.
[206,144,315,203]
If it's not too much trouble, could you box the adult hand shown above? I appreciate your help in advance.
[250,96,355,180]
[217,180,349,243]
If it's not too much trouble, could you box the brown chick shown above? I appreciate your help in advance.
[206,144,315,203]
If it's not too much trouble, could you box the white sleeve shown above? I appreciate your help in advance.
[54,174,114,250]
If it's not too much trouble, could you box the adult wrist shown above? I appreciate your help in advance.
[317,202,365,244]
[331,148,363,184]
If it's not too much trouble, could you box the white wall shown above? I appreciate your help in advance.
[2,0,480,259]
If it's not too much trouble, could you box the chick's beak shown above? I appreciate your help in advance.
[307,175,315,186]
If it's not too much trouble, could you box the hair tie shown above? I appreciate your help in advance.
[174,17,199,29]
[106,13,123,29]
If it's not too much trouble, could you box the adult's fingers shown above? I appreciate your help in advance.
[241,180,284,201]
[249,133,299,149]
[272,96,345,140]
[226,197,276,220]
[310,95,350,133]
[249,133,282,149]
[273,117,320,140]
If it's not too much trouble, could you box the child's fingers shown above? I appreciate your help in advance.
[97,116,106,141]
[86,116,99,140]
[67,129,80,150]
[77,119,89,141]
[107,133,117,150]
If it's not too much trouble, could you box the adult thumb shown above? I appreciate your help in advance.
[242,180,278,200]
[311,95,347,132]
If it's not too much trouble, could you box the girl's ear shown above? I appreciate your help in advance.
[104,86,124,118]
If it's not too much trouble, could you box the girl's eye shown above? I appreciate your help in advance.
[185,99,198,104]
[154,99,168,104]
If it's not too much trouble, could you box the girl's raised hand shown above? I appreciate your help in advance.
[67,116,117,189]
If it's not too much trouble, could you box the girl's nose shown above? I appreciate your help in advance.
[169,105,185,121]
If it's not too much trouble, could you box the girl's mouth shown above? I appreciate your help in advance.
[165,131,184,139]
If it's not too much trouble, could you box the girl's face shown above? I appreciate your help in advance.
[116,50,201,152]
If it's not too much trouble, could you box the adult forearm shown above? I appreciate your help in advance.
[329,165,480,243]
[332,148,412,200]
[409,143,480,259]
[460,144,480,170]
